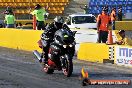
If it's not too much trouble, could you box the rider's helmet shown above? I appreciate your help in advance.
[54,16,64,29]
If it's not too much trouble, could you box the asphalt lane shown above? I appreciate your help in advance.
[0,47,132,88]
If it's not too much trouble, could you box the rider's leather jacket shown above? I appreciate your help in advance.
[41,22,71,46]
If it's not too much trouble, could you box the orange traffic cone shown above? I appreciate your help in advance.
[107,30,113,45]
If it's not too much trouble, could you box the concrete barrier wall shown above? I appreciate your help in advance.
[0,28,132,68]
[77,43,109,63]
[0,28,43,52]
[16,20,132,30]
[115,21,132,30]
[16,20,32,25]
[77,42,132,67]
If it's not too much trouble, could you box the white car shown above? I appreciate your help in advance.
[65,13,97,29]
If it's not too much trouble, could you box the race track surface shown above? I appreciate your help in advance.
[0,47,132,88]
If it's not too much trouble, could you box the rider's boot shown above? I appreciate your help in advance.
[39,53,48,65]
[43,52,48,64]
[39,53,43,63]
[42,46,49,64]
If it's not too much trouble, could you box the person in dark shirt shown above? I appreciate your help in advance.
[117,6,122,21]
[110,7,116,30]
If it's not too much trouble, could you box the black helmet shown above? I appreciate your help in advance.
[54,16,64,23]
[55,29,74,44]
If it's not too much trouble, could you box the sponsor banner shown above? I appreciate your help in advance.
[90,79,130,85]
[115,46,132,67]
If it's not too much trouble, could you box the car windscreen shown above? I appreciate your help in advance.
[72,16,96,24]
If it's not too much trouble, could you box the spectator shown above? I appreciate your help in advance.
[116,30,132,45]
[4,9,15,28]
[117,6,122,21]
[110,7,116,30]
[31,4,46,30]
[80,5,89,14]
[96,6,111,43]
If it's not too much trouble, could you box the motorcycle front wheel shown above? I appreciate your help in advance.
[43,64,54,74]
[62,55,73,77]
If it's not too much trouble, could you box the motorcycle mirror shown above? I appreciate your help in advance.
[73,31,77,36]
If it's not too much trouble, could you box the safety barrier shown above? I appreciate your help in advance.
[77,42,132,67]
[77,43,110,63]
[0,28,132,67]
[14,20,132,30]
[15,19,53,25]
[0,28,43,52]
[115,21,132,30]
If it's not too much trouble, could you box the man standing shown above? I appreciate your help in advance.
[110,7,116,30]
[117,6,122,21]
[4,9,15,28]
[97,6,111,43]
[31,4,46,30]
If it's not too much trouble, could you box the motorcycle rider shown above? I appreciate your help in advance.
[39,16,73,64]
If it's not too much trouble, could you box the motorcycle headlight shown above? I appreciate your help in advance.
[69,44,73,47]
[44,38,49,40]
[63,45,67,48]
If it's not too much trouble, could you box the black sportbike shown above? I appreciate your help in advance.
[34,28,76,77]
